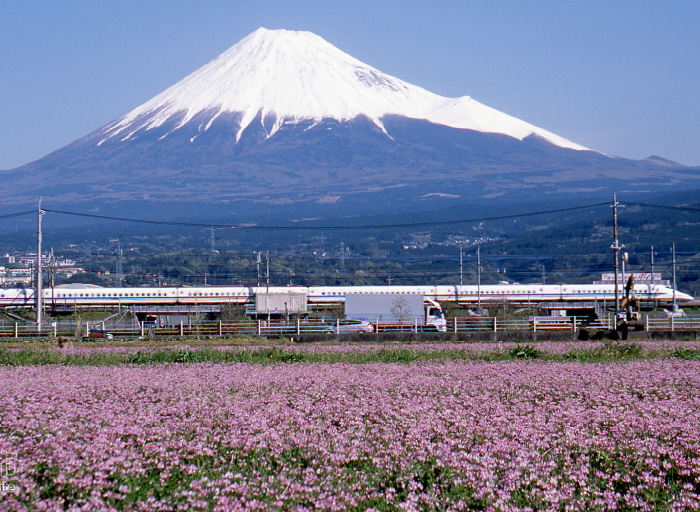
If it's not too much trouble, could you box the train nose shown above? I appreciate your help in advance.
[676,291,695,302]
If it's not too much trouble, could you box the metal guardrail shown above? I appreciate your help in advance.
[1,314,699,339]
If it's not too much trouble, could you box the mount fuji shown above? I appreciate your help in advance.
[2,28,697,218]
[97,28,586,151]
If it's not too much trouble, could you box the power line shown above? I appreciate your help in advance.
[4,200,698,231]
[0,210,35,220]
[626,201,700,213]
[41,202,610,231]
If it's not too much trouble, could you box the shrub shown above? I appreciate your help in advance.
[508,344,541,359]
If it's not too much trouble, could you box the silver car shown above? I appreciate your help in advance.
[320,319,374,334]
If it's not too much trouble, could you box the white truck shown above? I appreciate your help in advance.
[344,293,447,332]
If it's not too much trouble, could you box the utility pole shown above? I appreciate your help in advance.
[340,242,345,273]
[541,265,545,285]
[50,248,55,313]
[36,199,45,330]
[610,194,624,322]
[650,246,654,279]
[116,242,124,287]
[256,252,261,287]
[266,250,270,292]
[672,242,677,311]
[459,245,463,287]
[477,245,482,313]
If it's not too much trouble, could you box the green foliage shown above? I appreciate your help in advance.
[219,303,248,322]
[600,341,643,358]
[508,344,541,359]
[2,340,699,367]
[562,342,645,362]
[670,346,700,360]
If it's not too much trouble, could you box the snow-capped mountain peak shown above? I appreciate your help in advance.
[99,27,587,151]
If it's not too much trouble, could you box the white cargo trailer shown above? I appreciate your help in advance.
[254,292,307,315]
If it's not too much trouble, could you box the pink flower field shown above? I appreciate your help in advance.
[1,359,699,510]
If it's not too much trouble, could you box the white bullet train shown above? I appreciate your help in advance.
[0,282,692,309]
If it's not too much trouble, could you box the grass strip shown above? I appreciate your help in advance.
[0,343,699,366]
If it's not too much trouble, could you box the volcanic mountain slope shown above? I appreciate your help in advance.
[2,28,697,212]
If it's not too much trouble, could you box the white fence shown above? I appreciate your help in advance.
[1,313,699,340]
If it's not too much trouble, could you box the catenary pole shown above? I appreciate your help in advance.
[36,198,45,330]
[672,242,677,310]
[477,245,481,313]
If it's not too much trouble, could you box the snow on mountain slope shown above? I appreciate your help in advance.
[99,27,587,151]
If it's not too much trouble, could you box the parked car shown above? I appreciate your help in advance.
[320,319,374,334]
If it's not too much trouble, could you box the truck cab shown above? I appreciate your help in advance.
[425,298,447,332]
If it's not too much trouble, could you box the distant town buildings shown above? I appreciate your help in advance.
[0,253,84,287]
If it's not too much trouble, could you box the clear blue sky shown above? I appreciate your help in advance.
[2,1,699,169]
